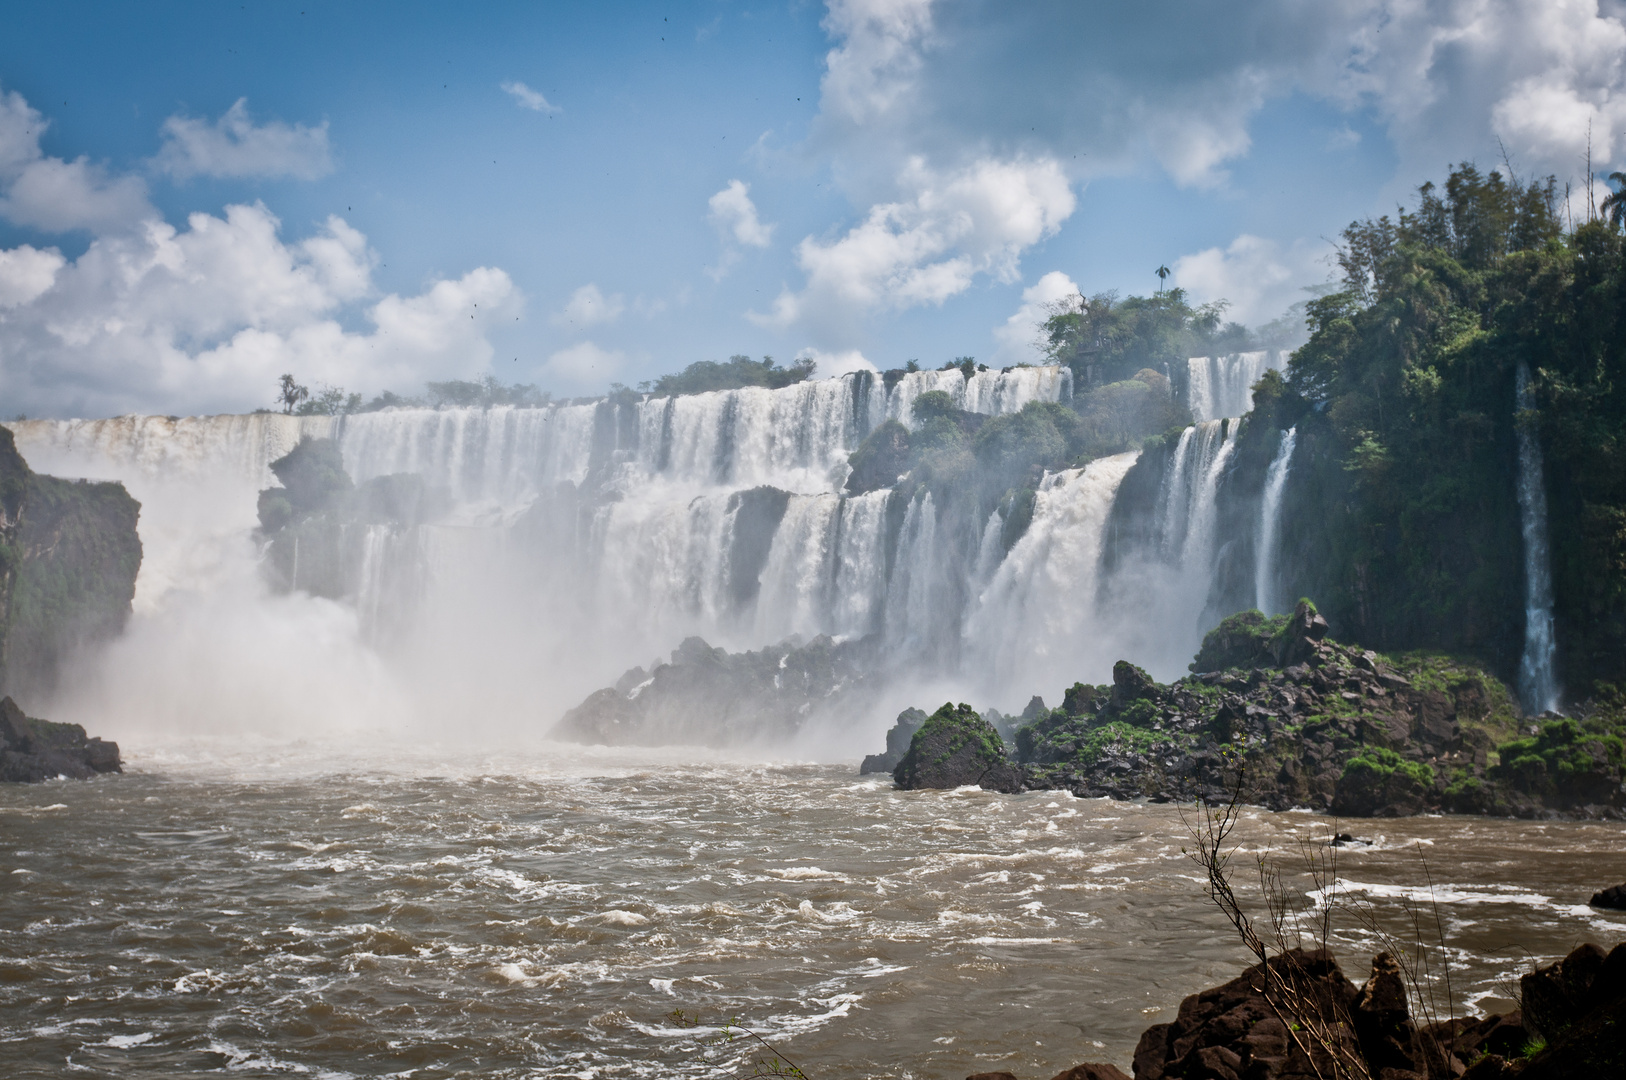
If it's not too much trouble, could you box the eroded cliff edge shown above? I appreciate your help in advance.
[0,424,139,778]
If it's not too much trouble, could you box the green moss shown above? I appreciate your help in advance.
[1342,746,1434,787]
[1073,721,1166,767]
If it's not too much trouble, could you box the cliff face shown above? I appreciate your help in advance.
[0,425,143,704]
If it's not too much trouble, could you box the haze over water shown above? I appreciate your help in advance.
[4,743,1623,1079]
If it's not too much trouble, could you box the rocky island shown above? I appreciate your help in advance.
[874,599,1625,819]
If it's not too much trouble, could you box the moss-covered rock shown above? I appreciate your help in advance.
[893,702,1022,793]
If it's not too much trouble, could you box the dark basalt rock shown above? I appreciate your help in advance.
[893,703,1022,793]
[1133,948,1359,1080]
[555,634,877,747]
[1591,883,1626,909]
[0,696,120,783]
[861,707,926,774]
[1045,1066,1130,1080]
[0,424,142,703]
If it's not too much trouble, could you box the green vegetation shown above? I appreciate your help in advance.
[1341,747,1434,788]
[912,702,1006,766]
[1490,717,1625,797]
[1038,288,1242,390]
[647,354,815,397]
[1253,161,1626,696]
[843,369,1191,545]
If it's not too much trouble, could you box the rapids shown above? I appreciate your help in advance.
[2,748,1621,1079]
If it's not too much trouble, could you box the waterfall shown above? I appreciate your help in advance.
[1514,363,1561,713]
[1254,427,1297,615]
[1186,351,1280,421]
[963,454,1139,695]
[886,365,1071,428]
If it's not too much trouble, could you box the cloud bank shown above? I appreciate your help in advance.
[0,88,518,418]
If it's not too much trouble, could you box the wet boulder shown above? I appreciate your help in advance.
[894,703,1022,793]
[0,696,121,783]
[1132,948,1360,1080]
[1591,883,1626,909]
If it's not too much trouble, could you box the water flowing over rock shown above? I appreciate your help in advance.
[1186,351,1281,422]
[1513,362,1560,714]
[1254,426,1296,616]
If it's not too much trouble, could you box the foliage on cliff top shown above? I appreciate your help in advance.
[843,368,1189,513]
[648,354,816,397]
[1038,287,1238,391]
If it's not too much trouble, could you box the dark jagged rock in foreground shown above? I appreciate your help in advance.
[970,940,1624,1080]
[0,424,142,703]
[554,634,876,746]
[891,703,1022,793]
[0,696,119,782]
[886,600,1626,819]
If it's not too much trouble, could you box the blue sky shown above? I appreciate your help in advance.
[1,0,1623,417]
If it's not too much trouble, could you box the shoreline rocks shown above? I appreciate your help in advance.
[877,600,1626,820]
[965,940,1624,1080]
[0,696,120,783]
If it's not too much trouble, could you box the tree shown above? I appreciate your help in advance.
[1155,264,1170,293]
[277,374,309,415]
[1603,171,1626,231]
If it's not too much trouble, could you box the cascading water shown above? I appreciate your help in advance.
[1254,426,1297,615]
[1513,363,1561,713]
[963,454,1140,695]
[1186,351,1279,421]
[7,366,1091,737]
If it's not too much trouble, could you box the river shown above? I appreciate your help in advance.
[3,742,1622,1079]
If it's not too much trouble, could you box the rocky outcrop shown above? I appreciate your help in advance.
[555,634,878,746]
[0,424,142,703]
[1591,883,1626,909]
[257,436,441,600]
[861,707,926,774]
[867,598,1621,817]
[893,703,1022,793]
[0,696,120,782]
[976,942,1621,1080]
[1014,601,1623,818]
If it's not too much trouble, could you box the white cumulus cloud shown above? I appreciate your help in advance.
[709,180,774,248]
[0,244,65,308]
[544,341,625,388]
[1172,234,1331,327]
[754,154,1074,341]
[501,80,562,113]
[552,283,625,329]
[0,200,517,417]
[0,86,153,232]
[156,98,333,181]
[991,269,1079,365]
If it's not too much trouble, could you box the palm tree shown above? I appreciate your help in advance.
[1603,171,1626,231]
[1155,264,1171,293]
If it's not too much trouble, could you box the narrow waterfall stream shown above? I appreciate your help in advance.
[1513,362,1561,713]
[1255,426,1297,615]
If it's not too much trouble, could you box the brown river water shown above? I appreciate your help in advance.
[2,741,1623,1079]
